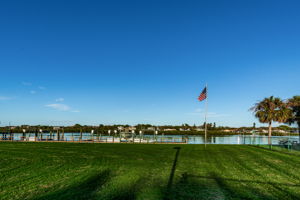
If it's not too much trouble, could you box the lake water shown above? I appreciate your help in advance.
[0,133,299,145]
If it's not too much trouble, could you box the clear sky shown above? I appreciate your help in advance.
[0,0,299,127]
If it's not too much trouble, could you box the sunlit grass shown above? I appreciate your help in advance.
[1,142,300,200]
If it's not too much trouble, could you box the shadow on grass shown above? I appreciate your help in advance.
[32,170,142,200]
[164,147,181,200]
[167,147,181,189]
[102,178,142,200]
[164,172,300,200]
[32,170,111,200]
[163,146,300,200]
[164,172,224,200]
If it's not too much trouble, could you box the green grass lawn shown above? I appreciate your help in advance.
[1,142,300,200]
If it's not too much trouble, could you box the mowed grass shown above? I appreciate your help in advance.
[1,142,300,200]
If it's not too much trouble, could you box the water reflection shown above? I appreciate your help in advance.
[0,133,298,145]
[187,135,299,145]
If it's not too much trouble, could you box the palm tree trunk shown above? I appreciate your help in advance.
[298,122,300,143]
[268,122,272,145]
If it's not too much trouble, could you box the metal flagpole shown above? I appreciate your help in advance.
[204,84,208,149]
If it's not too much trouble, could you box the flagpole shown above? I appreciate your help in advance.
[204,84,208,149]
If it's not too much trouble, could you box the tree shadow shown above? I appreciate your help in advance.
[162,146,300,200]
[164,172,219,200]
[164,172,300,200]
[32,170,111,200]
[101,179,141,200]
[31,169,144,200]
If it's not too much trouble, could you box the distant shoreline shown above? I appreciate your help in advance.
[0,131,298,136]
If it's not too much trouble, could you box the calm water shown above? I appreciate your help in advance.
[1,133,299,145]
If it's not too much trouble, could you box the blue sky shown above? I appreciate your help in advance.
[0,0,299,127]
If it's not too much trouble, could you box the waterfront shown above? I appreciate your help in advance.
[0,133,299,145]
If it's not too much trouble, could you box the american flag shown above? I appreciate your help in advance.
[198,87,207,101]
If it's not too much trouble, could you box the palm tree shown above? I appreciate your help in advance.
[251,96,291,144]
[287,96,300,141]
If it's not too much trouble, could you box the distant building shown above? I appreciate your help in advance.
[164,128,177,131]
[124,126,136,132]
[291,129,299,134]
[53,126,61,130]
[117,126,124,131]
[179,128,190,131]
[147,127,156,131]
[250,130,259,134]
[223,129,232,133]
[276,130,288,134]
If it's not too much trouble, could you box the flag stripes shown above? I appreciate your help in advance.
[198,87,207,101]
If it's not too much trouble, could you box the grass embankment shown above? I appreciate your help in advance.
[1,142,300,200]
